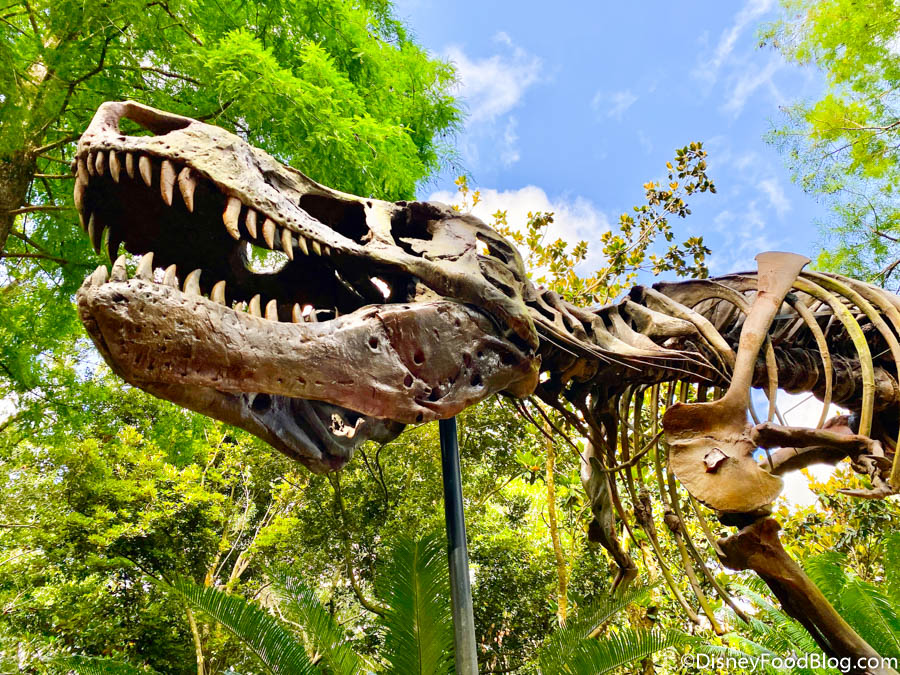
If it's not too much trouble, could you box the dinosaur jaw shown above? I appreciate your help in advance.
[72,104,538,471]
[76,272,533,471]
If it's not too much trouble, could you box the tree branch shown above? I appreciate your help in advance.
[7,204,72,215]
[33,134,77,155]
[0,252,70,265]
[329,474,387,616]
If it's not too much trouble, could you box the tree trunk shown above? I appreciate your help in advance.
[544,425,568,623]
[0,151,37,254]
[719,518,897,675]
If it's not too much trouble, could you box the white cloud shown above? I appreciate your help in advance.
[442,33,542,169]
[637,130,654,155]
[757,177,791,217]
[722,57,784,116]
[710,201,779,273]
[694,0,775,86]
[500,117,520,166]
[592,89,638,121]
[445,33,542,125]
[427,185,611,272]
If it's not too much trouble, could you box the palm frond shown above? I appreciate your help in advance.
[169,577,319,675]
[804,553,848,607]
[536,585,653,666]
[53,655,157,674]
[270,568,367,675]
[564,627,692,675]
[378,532,454,675]
[838,580,900,659]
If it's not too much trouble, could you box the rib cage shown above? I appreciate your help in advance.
[529,270,900,438]
[520,267,900,626]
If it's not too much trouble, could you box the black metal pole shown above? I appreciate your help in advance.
[439,416,478,674]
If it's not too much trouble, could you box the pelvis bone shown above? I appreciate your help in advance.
[662,252,810,513]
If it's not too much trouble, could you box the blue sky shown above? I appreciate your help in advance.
[395,0,828,277]
[394,0,839,505]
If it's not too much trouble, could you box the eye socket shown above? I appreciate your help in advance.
[299,194,369,243]
[118,108,191,136]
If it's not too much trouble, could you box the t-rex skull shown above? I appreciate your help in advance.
[75,101,539,472]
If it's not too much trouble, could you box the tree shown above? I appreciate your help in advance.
[0,0,461,395]
[762,0,900,285]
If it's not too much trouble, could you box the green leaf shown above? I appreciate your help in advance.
[169,577,319,675]
[378,532,455,675]
[270,569,368,675]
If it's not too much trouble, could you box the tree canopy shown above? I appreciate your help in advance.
[763,0,900,284]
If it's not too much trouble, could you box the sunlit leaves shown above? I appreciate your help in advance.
[763,0,900,285]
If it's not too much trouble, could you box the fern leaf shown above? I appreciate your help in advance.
[565,628,692,675]
[170,577,319,675]
[804,553,848,607]
[270,569,367,675]
[838,581,900,659]
[378,532,454,675]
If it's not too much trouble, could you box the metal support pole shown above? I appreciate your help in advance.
[439,416,478,674]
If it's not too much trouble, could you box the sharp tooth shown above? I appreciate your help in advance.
[292,303,303,323]
[262,218,276,248]
[139,155,153,187]
[233,301,247,312]
[265,299,279,321]
[135,252,154,280]
[125,152,135,179]
[211,280,226,304]
[106,230,122,263]
[87,152,96,176]
[74,177,86,212]
[88,213,103,253]
[296,235,309,256]
[223,197,242,240]
[307,309,318,323]
[94,150,106,176]
[249,294,262,317]
[311,240,322,256]
[89,265,108,286]
[178,168,196,212]
[334,307,340,318]
[245,210,258,238]
[109,151,121,183]
[281,229,294,260]
[110,254,128,282]
[76,157,89,185]
[323,245,331,256]
[160,160,176,206]
[183,269,202,295]
[163,264,178,287]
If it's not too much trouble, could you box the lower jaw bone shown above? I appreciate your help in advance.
[76,277,537,424]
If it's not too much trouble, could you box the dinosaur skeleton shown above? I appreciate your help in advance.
[74,102,900,673]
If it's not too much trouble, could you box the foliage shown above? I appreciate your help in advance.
[166,550,693,675]
[804,537,900,660]
[762,0,900,285]
[456,142,714,305]
[170,576,319,675]
[270,570,369,675]
[169,533,454,675]
[719,580,838,675]
[377,533,455,675]
[0,0,461,396]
